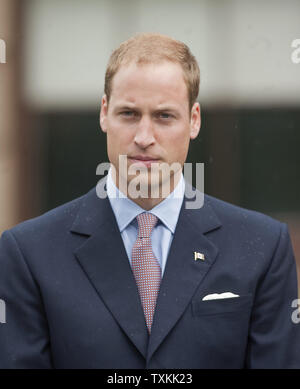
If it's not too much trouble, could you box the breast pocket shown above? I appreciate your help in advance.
[191,294,253,316]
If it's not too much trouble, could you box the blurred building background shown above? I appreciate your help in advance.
[1,0,300,286]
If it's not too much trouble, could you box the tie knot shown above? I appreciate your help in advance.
[136,213,158,238]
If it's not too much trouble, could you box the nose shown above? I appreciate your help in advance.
[134,115,155,149]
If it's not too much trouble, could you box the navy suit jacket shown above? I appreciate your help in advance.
[0,179,299,368]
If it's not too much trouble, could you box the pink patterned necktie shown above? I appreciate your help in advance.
[131,212,161,333]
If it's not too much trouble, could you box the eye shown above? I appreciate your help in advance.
[157,112,174,120]
[120,110,135,117]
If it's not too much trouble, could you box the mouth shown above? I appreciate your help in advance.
[128,156,160,168]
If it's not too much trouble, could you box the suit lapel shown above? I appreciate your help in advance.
[71,179,149,359]
[147,186,222,362]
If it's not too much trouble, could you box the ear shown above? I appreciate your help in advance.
[100,94,108,133]
[189,102,201,140]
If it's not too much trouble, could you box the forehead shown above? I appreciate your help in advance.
[109,61,189,106]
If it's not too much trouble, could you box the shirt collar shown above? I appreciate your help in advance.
[106,167,185,234]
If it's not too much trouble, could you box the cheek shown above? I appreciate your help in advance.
[162,129,190,149]
[166,133,190,162]
[107,121,133,145]
[106,127,133,163]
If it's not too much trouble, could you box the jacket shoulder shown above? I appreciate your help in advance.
[204,193,284,235]
[3,189,91,238]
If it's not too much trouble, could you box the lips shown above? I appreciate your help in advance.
[130,155,158,161]
[128,155,160,168]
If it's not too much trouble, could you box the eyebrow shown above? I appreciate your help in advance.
[114,105,137,111]
[113,104,180,112]
[155,105,179,112]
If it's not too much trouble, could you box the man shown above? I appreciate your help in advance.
[0,33,299,369]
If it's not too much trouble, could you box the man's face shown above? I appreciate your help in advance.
[100,61,201,195]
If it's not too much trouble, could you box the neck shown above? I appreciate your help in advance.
[113,170,182,210]
[130,196,165,211]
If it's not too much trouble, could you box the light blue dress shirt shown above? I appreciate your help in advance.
[106,168,185,276]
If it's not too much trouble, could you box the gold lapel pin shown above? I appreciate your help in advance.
[194,251,205,261]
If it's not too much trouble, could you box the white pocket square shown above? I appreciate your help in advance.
[202,292,240,301]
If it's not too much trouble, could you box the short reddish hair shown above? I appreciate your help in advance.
[104,33,200,110]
